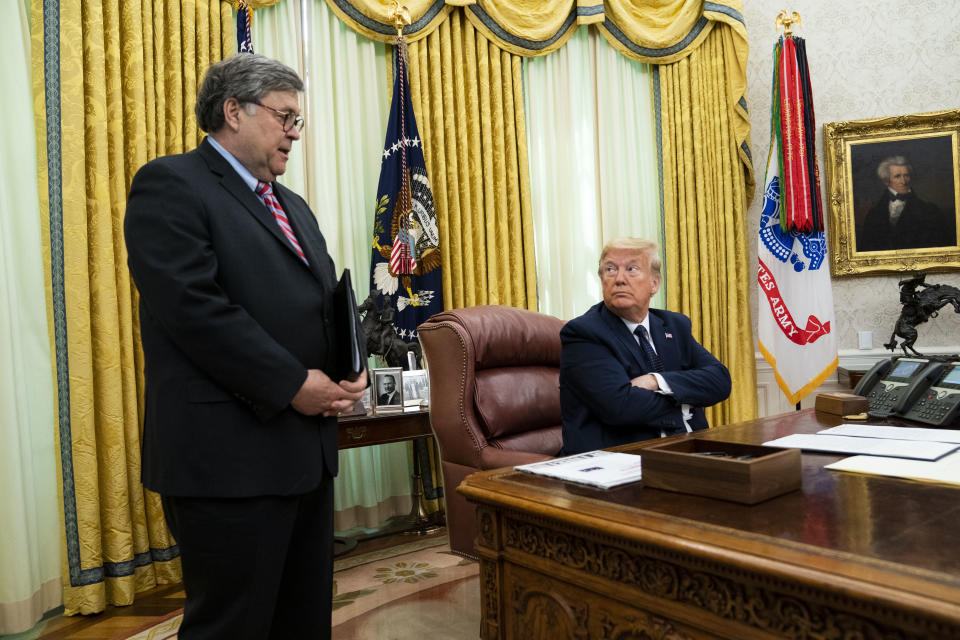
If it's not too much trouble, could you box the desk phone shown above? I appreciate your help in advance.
[853,357,943,419]
[900,363,960,426]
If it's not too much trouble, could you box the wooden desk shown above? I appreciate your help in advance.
[459,410,960,639]
[338,408,432,449]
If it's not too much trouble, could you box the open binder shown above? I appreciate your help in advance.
[332,269,367,382]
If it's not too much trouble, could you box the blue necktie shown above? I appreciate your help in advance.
[634,325,663,373]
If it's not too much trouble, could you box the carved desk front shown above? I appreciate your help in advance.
[459,409,960,639]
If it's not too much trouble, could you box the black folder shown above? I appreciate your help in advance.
[331,269,367,382]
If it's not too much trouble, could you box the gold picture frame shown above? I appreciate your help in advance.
[823,109,960,276]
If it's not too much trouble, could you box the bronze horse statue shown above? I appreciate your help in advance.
[358,293,423,369]
[884,273,960,356]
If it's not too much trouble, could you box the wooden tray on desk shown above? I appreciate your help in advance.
[640,439,801,504]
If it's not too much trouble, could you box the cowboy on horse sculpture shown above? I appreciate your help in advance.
[358,293,423,369]
[884,273,960,356]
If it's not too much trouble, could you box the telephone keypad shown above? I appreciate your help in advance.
[867,389,897,413]
[904,391,960,426]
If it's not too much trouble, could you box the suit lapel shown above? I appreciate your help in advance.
[274,186,335,290]
[600,305,647,370]
[648,313,680,371]
[197,140,329,287]
[198,141,293,250]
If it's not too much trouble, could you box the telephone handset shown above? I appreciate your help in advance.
[852,357,943,418]
[901,363,960,426]
[852,359,892,397]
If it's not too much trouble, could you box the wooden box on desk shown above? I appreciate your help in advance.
[815,392,869,416]
[640,439,801,504]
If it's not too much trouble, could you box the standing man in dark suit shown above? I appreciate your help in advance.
[858,155,956,251]
[124,54,366,640]
[559,238,731,455]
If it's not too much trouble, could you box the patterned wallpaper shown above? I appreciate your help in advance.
[743,0,960,352]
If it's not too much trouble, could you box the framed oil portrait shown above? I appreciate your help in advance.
[823,109,960,276]
[371,367,403,413]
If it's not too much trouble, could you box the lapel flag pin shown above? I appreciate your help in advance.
[665,333,673,339]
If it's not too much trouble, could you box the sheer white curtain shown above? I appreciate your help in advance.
[255,0,414,531]
[524,27,663,321]
[0,0,61,633]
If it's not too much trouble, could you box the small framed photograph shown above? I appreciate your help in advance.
[402,369,429,407]
[371,367,403,413]
[823,109,960,276]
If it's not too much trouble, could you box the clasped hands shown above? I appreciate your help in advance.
[291,368,368,417]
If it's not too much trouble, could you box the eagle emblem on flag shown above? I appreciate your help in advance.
[372,165,441,307]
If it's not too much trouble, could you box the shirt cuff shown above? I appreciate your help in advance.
[652,373,672,395]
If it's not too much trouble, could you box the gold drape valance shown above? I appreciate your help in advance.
[323,0,745,61]
[324,0,750,176]
[322,0,750,187]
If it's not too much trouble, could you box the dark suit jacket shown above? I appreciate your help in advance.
[125,138,342,497]
[378,391,400,406]
[559,303,731,454]
[859,191,956,251]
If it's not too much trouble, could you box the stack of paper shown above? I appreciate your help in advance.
[818,424,960,443]
[825,451,960,486]
[763,431,959,461]
[763,424,960,486]
[816,424,960,486]
[515,450,643,489]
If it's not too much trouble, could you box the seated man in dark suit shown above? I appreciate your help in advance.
[560,238,731,455]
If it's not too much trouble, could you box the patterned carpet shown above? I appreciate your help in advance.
[119,536,480,640]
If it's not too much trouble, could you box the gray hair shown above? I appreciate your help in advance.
[598,237,661,277]
[195,54,303,133]
[877,155,912,182]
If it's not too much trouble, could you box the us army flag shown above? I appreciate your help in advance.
[757,36,837,404]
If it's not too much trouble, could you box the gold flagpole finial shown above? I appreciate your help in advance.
[775,10,801,36]
[393,1,411,40]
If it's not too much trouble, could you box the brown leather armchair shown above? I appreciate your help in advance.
[418,305,564,558]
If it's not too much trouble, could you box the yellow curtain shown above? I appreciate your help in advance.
[404,12,537,310]
[31,0,233,615]
[657,23,757,427]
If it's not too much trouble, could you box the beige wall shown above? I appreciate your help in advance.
[743,0,960,354]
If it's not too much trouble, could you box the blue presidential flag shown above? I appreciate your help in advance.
[369,47,442,347]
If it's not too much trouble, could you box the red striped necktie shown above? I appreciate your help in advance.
[256,181,308,264]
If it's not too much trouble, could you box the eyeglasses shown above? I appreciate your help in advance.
[253,102,304,132]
